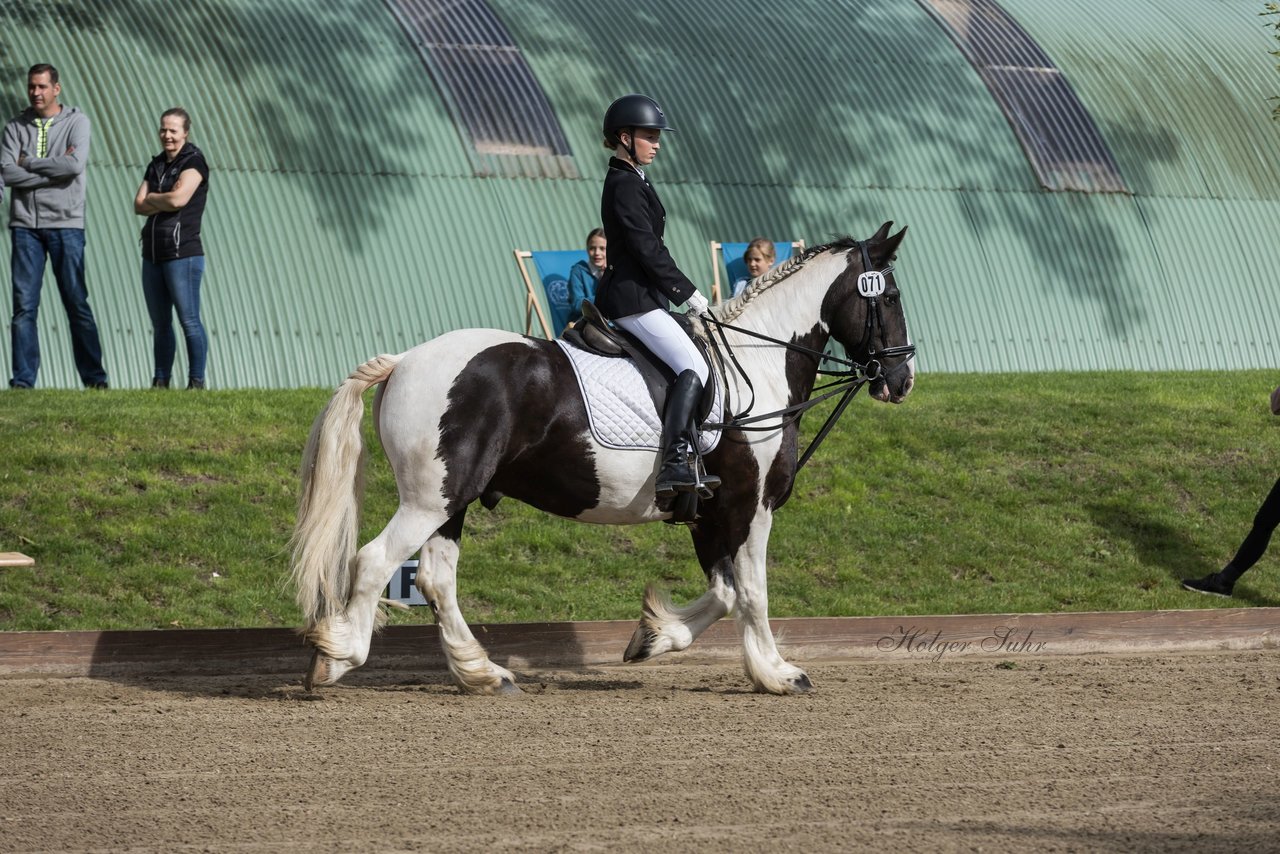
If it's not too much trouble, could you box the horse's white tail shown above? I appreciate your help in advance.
[289,353,404,630]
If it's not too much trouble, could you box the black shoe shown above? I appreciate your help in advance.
[656,441,698,498]
[1181,572,1234,598]
[151,378,170,389]
[186,378,206,390]
[86,381,108,390]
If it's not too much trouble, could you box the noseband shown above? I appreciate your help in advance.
[702,240,917,470]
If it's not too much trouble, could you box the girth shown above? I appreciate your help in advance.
[559,301,718,423]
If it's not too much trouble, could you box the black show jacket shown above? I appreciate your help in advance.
[595,157,696,318]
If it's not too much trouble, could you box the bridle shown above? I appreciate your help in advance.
[701,240,916,471]
[845,240,916,366]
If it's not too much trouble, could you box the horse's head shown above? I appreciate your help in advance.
[823,222,915,404]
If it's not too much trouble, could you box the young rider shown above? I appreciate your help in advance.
[593,94,713,499]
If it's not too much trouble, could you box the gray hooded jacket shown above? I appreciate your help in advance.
[0,105,91,229]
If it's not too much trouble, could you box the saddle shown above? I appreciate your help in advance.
[560,301,718,424]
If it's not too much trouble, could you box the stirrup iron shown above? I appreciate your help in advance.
[694,455,720,499]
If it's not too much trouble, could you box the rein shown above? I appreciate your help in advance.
[701,315,872,470]
[700,240,916,471]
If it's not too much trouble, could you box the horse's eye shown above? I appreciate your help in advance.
[883,294,898,306]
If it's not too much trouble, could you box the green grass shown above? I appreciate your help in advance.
[2,371,1278,631]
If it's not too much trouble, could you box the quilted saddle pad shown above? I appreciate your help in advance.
[555,340,722,454]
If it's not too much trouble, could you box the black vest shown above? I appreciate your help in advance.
[140,143,209,263]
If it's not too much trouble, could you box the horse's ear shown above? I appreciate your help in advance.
[873,224,907,262]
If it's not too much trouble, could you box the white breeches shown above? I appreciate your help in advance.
[615,309,708,385]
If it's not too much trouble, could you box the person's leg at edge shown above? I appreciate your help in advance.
[142,258,177,386]
[1184,475,1280,597]
[9,227,47,388]
[48,229,107,387]
[167,255,207,388]
[615,309,710,496]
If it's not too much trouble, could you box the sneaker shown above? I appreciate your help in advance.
[151,378,170,389]
[186,378,206,390]
[1181,572,1234,598]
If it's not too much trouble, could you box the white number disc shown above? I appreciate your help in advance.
[857,270,886,298]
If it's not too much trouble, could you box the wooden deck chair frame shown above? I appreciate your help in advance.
[513,249,554,339]
[709,239,806,304]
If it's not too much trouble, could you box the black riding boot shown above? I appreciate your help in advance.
[655,370,704,498]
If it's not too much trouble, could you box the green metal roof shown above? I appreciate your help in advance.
[0,0,1277,388]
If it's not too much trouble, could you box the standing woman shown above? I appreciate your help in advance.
[134,107,210,389]
[594,94,714,498]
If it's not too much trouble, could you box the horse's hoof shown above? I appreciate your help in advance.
[495,676,522,696]
[788,673,815,694]
[623,626,656,662]
[304,649,328,691]
[305,649,354,690]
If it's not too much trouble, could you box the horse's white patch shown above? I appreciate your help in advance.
[378,330,526,506]
[555,340,722,455]
[575,446,669,524]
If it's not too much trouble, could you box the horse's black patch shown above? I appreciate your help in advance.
[761,324,828,511]
[694,427,761,586]
[437,341,600,519]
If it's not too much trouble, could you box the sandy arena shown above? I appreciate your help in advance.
[2,649,1278,852]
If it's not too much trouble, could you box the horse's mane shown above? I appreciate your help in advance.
[716,236,860,323]
[721,236,860,323]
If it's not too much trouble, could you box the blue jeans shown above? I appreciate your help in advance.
[142,256,207,383]
[9,227,107,388]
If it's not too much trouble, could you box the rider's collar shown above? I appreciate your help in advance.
[609,156,644,181]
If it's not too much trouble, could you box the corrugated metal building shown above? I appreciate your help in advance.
[0,0,1276,388]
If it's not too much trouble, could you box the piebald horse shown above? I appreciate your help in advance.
[291,222,915,695]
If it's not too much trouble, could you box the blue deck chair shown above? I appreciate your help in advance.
[514,249,589,338]
[709,240,805,304]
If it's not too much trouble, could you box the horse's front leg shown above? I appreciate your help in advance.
[623,573,735,663]
[623,506,744,662]
[416,508,519,695]
[732,507,813,695]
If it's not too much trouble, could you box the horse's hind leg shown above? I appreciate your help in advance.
[415,508,519,695]
[306,504,446,689]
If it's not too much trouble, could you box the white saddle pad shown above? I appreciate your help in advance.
[556,340,722,454]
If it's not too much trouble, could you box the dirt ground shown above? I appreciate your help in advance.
[1,650,1278,853]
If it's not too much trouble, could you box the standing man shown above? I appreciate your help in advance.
[0,64,107,389]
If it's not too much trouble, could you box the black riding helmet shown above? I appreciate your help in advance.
[602,94,676,151]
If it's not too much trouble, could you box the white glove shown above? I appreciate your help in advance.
[685,291,710,316]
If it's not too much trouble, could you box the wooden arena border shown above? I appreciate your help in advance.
[1,608,1277,678]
